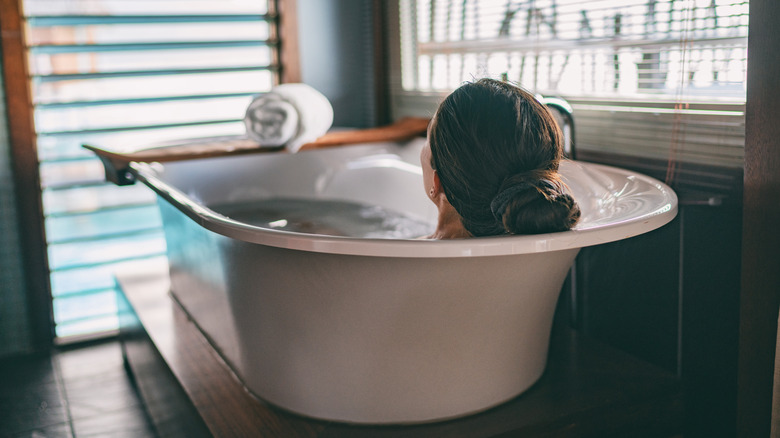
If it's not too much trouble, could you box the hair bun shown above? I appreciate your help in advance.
[491,171,581,235]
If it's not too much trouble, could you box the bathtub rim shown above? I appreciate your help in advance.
[131,159,677,258]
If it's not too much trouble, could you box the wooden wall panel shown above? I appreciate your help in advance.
[739,0,780,435]
[0,0,53,350]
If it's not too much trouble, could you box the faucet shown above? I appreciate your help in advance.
[539,96,576,160]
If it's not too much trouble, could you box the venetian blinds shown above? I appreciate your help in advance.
[23,0,277,340]
[393,0,748,167]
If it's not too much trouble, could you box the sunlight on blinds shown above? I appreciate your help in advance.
[401,0,748,101]
[23,0,277,340]
[394,0,748,168]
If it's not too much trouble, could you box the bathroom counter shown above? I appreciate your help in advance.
[116,264,684,438]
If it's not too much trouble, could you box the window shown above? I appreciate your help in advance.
[388,0,748,168]
[22,0,278,340]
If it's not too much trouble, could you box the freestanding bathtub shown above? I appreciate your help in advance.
[126,137,677,424]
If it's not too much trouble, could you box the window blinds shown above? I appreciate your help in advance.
[22,0,277,340]
[393,0,748,167]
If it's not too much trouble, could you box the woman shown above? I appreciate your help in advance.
[422,78,580,239]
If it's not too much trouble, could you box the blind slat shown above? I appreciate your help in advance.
[33,65,275,82]
[46,200,158,218]
[33,70,273,104]
[46,204,161,243]
[53,292,118,325]
[36,96,252,133]
[29,46,273,77]
[417,35,747,55]
[27,14,274,26]
[24,0,268,16]
[38,118,244,138]
[30,40,275,54]
[50,256,167,297]
[48,231,166,271]
[36,92,260,109]
[48,227,163,246]
[54,286,117,300]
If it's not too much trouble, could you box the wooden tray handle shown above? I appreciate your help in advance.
[84,117,430,185]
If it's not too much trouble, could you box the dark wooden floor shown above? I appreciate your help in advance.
[0,339,157,438]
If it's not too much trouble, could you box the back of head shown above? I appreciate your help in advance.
[429,78,580,236]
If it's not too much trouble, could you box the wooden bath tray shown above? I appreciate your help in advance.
[116,264,684,438]
[84,117,429,185]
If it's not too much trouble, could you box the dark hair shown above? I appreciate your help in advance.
[428,78,580,236]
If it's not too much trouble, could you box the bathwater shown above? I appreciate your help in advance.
[210,198,434,239]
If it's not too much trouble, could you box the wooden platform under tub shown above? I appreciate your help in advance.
[116,263,684,438]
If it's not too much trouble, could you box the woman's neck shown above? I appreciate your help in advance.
[428,202,471,239]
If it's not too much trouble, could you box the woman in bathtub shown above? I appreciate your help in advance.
[422,78,581,239]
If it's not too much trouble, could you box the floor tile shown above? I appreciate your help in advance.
[55,343,126,382]
[71,407,157,438]
[60,367,134,393]
[7,421,73,438]
[0,354,58,393]
[0,381,66,411]
[56,340,158,437]
[2,340,158,438]
[59,363,146,421]
[0,355,70,437]
[0,404,71,437]
[65,387,144,420]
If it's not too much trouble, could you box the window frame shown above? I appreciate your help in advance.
[0,0,53,351]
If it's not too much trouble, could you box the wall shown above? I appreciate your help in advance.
[0,56,34,358]
[297,0,378,128]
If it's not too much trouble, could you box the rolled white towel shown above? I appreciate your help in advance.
[244,83,334,153]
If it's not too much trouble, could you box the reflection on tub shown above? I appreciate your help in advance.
[128,137,677,424]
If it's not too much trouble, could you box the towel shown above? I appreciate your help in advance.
[244,83,334,153]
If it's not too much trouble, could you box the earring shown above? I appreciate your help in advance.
[429,188,434,196]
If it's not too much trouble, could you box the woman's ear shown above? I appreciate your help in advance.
[431,170,444,199]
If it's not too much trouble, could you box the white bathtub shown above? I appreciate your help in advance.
[128,137,677,424]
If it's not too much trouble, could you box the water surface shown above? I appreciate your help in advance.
[210,198,434,239]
